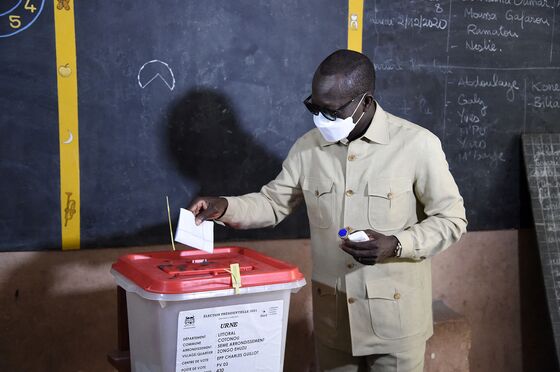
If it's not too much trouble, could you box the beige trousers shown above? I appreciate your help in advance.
[315,342,426,372]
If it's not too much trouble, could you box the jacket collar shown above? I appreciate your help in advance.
[319,101,389,147]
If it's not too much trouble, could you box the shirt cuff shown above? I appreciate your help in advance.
[217,196,238,225]
[393,230,417,260]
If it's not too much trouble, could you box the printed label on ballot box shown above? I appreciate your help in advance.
[175,300,284,372]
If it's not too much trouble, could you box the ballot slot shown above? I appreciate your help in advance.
[158,260,254,276]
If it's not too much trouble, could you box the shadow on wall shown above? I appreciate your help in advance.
[165,87,309,242]
[82,87,308,248]
[167,88,284,196]
[0,253,119,372]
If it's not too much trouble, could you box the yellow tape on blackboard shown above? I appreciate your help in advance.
[348,0,364,52]
[54,0,80,250]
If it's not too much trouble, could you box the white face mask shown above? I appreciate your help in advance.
[313,93,366,143]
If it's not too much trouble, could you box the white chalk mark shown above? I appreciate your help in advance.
[551,5,556,63]
[416,64,560,71]
[446,0,453,52]
[373,0,380,51]
[442,72,448,139]
[523,78,527,133]
[63,130,73,144]
[137,60,176,91]
[441,56,451,140]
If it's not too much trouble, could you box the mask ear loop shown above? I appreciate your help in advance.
[354,111,365,125]
[349,93,367,124]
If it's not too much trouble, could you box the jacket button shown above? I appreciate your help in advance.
[315,190,319,196]
[387,192,394,199]
[348,297,356,304]
[346,190,354,197]
[393,292,401,300]
[348,154,357,161]
[347,263,355,269]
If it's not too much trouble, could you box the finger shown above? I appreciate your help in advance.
[340,243,361,257]
[340,240,376,254]
[189,198,204,216]
[340,243,376,258]
[342,239,378,250]
[195,206,215,225]
[189,199,207,215]
[364,229,385,240]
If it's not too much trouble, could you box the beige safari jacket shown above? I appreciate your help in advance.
[219,102,467,355]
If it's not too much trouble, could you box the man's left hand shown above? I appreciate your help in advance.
[340,230,398,265]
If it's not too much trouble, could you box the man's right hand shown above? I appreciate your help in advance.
[188,197,228,225]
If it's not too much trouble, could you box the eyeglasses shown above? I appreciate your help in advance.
[303,93,364,121]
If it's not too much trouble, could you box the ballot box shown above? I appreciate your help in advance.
[111,247,306,372]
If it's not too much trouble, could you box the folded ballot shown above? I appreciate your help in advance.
[174,208,214,253]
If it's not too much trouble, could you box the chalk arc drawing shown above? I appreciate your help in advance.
[137,60,176,91]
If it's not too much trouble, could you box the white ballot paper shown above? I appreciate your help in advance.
[174,208,214,253]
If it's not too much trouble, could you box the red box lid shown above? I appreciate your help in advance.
[111,246,305,294]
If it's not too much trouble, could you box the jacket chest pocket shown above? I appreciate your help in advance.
[366,279,425,340]
[367,178,412,231]
[302,177,334,228]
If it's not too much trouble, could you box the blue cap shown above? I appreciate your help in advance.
[338,228,348,238]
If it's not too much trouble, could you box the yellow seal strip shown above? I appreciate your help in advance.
[347,0,364,52]
[225,264,242,294]
[54,0,80,250]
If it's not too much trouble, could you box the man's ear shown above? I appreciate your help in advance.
[363,94,375,109]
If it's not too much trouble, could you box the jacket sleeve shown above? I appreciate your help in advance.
[218,140,304,229]
[394,133,467,260]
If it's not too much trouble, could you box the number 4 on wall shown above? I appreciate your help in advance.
[25,0,37,13]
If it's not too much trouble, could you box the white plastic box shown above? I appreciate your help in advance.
[111,247,306,372]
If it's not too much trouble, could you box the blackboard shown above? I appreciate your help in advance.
[1,0,560,251]
[362,0,560,231]
[0,0,346,251]
[522,133,560,365]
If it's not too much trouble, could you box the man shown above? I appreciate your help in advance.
[189,50,467,372]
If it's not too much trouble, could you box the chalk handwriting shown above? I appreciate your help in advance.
[465,39,499,53]
[466,24,519,38]
[504,9,551,29]
[457,74,520,102]
[457,93,489,116]
[457,149,506,166]
[529,95,560,109]
[460,0,557,10]
[464,7,498,21]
